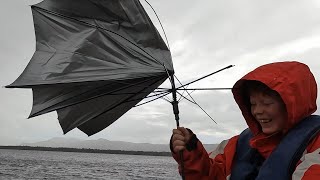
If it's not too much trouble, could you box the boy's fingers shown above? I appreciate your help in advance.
[172,139,186,153]
[171,127,193,153]
[177,127,190,136]
[172,133,185,142]
[172,129,183,136]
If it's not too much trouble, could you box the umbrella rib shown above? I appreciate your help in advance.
[33,6,173,77]
[156,87,171,90]
[178,90,195,103]
[150,91,171,102]
[156,87,233,91]
[176,90,196,105]
[125,91,171,105]
[176,88,233,91]
[143,0,171,50]
[177,65,235,89]
[108,89,169,95]
[174,75,217,124]
[105,77,172,107]
[135,92,171,107]
[177,85,189,102]
[145,91,171,99]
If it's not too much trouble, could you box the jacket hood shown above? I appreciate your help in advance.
[232,61,317,135]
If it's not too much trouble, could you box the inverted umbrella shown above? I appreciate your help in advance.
[6,0,235,136]
[6,0,174,136]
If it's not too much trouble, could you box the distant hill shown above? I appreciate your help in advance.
[21,137,218,152]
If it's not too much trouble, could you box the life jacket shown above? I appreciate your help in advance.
[230,115,320,180]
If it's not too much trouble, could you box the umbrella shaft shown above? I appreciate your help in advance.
[172,100,180,125]
[170,74,180,127]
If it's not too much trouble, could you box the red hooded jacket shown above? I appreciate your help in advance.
[172,61,320,179]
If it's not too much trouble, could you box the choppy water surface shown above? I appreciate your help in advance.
[0,149,180,179]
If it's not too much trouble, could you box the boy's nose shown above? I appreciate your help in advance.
[252,104,264,115]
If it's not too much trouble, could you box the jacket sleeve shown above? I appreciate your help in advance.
[293,133,320,180]
[171,134,239,180]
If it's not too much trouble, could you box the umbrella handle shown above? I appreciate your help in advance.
[179,151,186,180]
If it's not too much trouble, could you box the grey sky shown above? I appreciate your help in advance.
[1,0,319,145]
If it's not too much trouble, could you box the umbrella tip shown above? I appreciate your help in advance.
[28,113,37,119]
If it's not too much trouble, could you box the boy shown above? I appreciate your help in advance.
[171,61,320,179]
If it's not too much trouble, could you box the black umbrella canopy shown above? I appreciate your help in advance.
[6,0,174,136]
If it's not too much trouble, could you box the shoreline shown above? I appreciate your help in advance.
[0,146,172,157]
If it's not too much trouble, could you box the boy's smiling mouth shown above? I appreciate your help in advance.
[257,119,272,123]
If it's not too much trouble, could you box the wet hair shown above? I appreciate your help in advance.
[241,80,284,110]
[242,80,281,99]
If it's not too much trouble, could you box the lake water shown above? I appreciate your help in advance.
[0,149,181,179]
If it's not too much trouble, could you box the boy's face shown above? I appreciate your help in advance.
[249,91,287,134]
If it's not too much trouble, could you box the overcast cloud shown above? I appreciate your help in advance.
[1,0,320,145]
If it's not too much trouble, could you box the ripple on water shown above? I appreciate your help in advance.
[0,149,180,179]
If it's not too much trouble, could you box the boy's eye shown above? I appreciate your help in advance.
[263,101,274,105]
